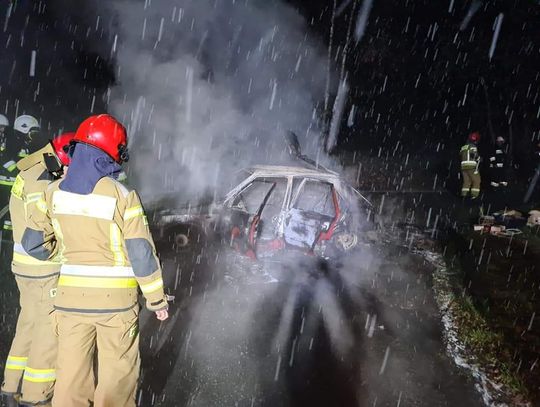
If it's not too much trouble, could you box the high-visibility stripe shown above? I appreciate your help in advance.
[7,356,28,362]
[461,160,477,165]
[13,252,58,266]
[3,160,16,171]
[6,364,26,370]
[110,224,126,266]
[23,367,56,383]
[24,192,46,215]
[139,278,164,294]
[124,205,144,220]
[58,275,138,289]
[0,177,15,186]
[11,174,24,199]
[52,190,116,220]
[60,265,134,277]
[6,356,28,370]
[35,196,48,213]
[26,192,42,202]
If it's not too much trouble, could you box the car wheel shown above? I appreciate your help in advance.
[174,232,190,249]
[157,224,206,253]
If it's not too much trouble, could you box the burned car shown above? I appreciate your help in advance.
[151,164,373,260]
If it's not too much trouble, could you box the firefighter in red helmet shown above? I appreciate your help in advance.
[21,114,168,407]
[51,133,75,168]
[460,132,482,199]
[1,132,75,407]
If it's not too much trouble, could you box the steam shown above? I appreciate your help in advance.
[104,2,410,405]
[108,0,332,199]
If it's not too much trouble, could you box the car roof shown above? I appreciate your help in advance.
[248,165,340,180]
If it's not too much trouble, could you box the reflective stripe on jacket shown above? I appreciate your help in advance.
[460,143,479,170]
[489,146,507,169]
[0,159,18,186]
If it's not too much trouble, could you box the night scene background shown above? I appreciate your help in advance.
[1,0,540,406]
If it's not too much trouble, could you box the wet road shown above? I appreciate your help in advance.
[0,219,485,407]
[137,238,485,407]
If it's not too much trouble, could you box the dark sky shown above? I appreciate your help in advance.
[1,0,539,167]
[289,0,540,156]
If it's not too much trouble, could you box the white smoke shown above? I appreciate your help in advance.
[108,0,333,200]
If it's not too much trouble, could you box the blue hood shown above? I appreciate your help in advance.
[60,143,122,195]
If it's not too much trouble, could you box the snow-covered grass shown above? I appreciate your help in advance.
[419,248,530,407]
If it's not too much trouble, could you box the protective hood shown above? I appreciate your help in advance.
[16,143,55,172]
[60,143,122,195]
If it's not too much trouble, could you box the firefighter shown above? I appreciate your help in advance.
[460,132,482,199]
[1,115,41,234]
[1,133,75,407]
[488,136,508,188]
[13,115,41,159]
[21,114,169,407]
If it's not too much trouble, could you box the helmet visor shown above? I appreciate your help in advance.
[28,128,40,139]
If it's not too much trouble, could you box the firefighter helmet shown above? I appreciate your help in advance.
[0,114,9,128]
[51,132,76,166]
[14,115,40,135]
[496,136,505,144]
[73,114,128,163]
[468,132,480,143]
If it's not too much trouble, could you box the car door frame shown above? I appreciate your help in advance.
[224,174,293,256]
[287,177,341,249]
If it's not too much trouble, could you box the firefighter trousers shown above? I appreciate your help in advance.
[490,167,507,187]
[1,274,58,406]
[461,169,481,198]
[52,308,140,407]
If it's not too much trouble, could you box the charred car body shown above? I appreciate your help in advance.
[151,164,373,260]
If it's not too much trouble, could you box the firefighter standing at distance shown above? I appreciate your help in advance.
[488,136,508,188]
[22,114,169,407]
[1,133,75,407]
[460,132,482,199]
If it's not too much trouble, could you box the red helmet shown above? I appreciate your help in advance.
[74,114,128,163]
[51,132,76,166]
[468,132,480,143]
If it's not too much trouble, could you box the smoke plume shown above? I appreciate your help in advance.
[108,0,332,200]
